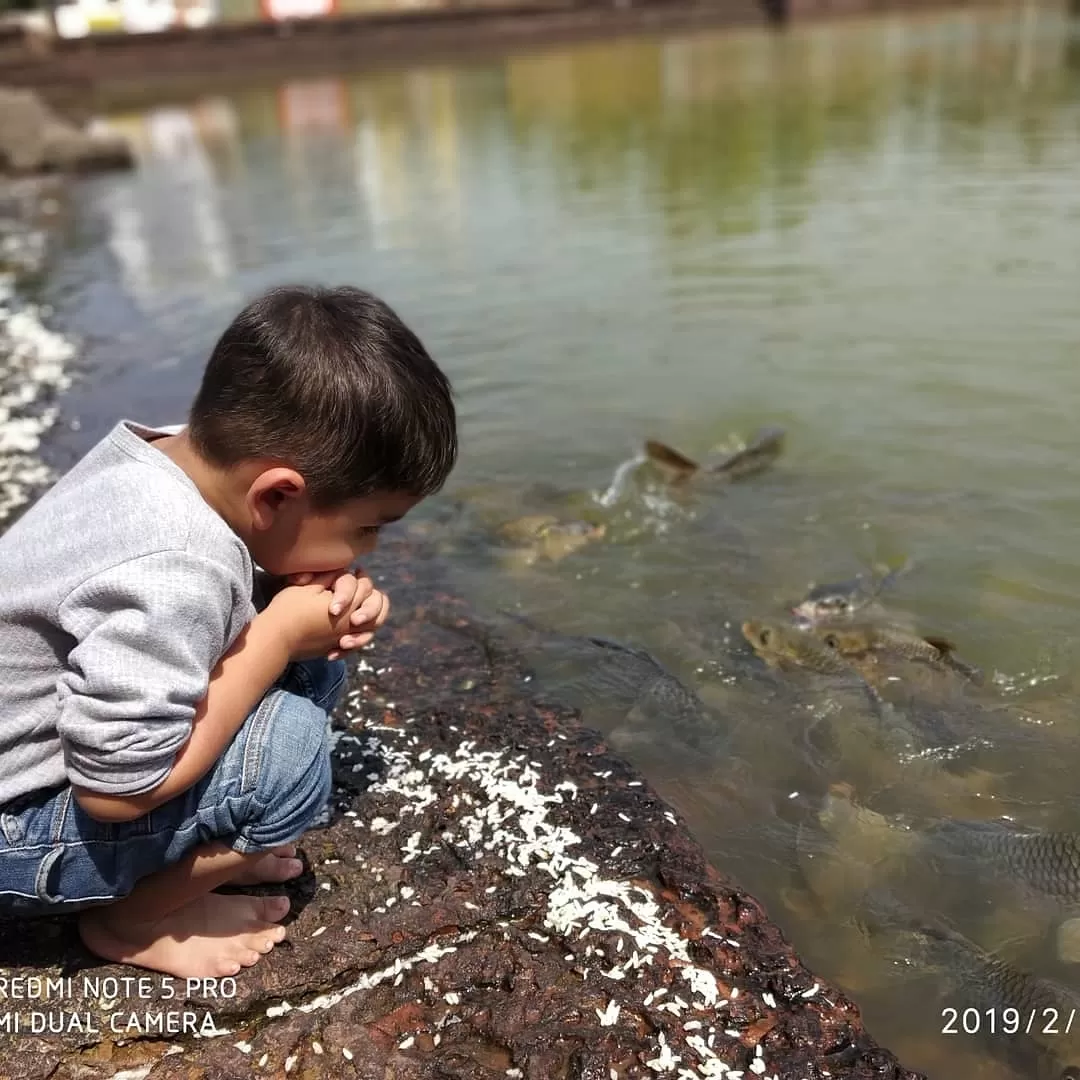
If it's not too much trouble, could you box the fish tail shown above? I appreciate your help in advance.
[644,439,700,474]
[871,556,916,597]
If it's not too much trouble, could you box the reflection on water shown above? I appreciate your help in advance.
[44,4,1080,1075]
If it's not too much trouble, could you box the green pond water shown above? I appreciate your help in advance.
[41,4,1080,1074]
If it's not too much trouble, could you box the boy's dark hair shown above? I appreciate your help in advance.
[188,285,457,507]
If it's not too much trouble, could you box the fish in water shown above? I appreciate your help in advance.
[495,514,607,565]
[741,619,998,791]
[875,916,1080,1080]
[820,784,1080,909]
[791,560,913,626]
[927,818,1080,908]
[741,615,981,703]
[739,619,902,761]
[426,607,713,756]
[741,618,857,676]
[806,620,983,684]
[643,425,786,485]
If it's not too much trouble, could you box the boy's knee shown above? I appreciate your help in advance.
[241,690,332,850]
[288,657,348,714]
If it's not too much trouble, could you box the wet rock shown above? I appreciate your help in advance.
[0,537,926,1079]
[0,87,133,176]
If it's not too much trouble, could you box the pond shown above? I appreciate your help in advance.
[39,4,1080,1074]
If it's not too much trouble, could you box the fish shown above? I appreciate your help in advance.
[643,425,786,484]
[815,623,950,664]
[806,620,993,751]
[795,782,923,914]
[876,916,1080,1080]
[791,559,913,625]
[739,619,914,768]
[927,819,1080,907]
[425,607,714,756]
[812,622,980,669]
[821,784,1080,908]
[740,618,857,676]
[741,620,999,804]
[741,616,981,715]
[807,620,983,683]
[495,514,607,564]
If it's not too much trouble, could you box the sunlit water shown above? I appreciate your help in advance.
[34,5,1080,1074]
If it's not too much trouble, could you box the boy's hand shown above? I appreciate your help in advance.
[284,568,390,660]
[261,583,375,662]
[286,569,370,618]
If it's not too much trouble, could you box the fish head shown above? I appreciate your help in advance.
[791,583,864,623]
[537,520,606,561]
[741,619,849,674]
[556,520,606,540]
[740,619,789,665]
[496,514,560,544]
[811,625,876,657]
[818,783,914,858]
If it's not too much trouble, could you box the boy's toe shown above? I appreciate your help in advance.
[257,896,291,923]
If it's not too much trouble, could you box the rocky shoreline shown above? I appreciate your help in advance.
[0,175,78,527]
[0,87,133,176]
[0,83,134,528]
[0,82,135,527]
[0,536,926,1080]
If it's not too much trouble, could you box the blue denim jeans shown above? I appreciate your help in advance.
[0,657,345,916]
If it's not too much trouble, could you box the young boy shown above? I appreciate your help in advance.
[0,284,457,979]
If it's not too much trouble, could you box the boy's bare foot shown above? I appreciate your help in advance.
[79,893,290,978]
[226,844,304,885]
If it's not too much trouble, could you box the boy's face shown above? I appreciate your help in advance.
[249,488,422,576]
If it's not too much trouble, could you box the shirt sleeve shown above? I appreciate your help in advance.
[55,549,248,796]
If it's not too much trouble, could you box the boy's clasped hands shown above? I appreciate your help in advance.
[264,568,389,662]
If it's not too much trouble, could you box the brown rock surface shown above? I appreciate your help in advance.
[0,534,926,1080]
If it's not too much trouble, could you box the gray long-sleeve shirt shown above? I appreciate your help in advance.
[0,420,257,806]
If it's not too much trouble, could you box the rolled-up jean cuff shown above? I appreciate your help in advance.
[232,756,332,852]
[290,657,348,714]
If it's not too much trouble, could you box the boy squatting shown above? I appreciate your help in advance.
[0,285,457,979]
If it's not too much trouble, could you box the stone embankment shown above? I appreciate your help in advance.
[0,86,132,175]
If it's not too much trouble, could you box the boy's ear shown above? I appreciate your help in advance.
[247,467,307,531]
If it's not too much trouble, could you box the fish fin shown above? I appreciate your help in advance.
[584,635,655,662]
[918,634,983,680]
[495,608,547,633]
[921,635,958,655]
[940,650,985,684]
[867,557,915,598]
[644,439,700,474]
[744,425,787,451]
[709,427,783,470]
